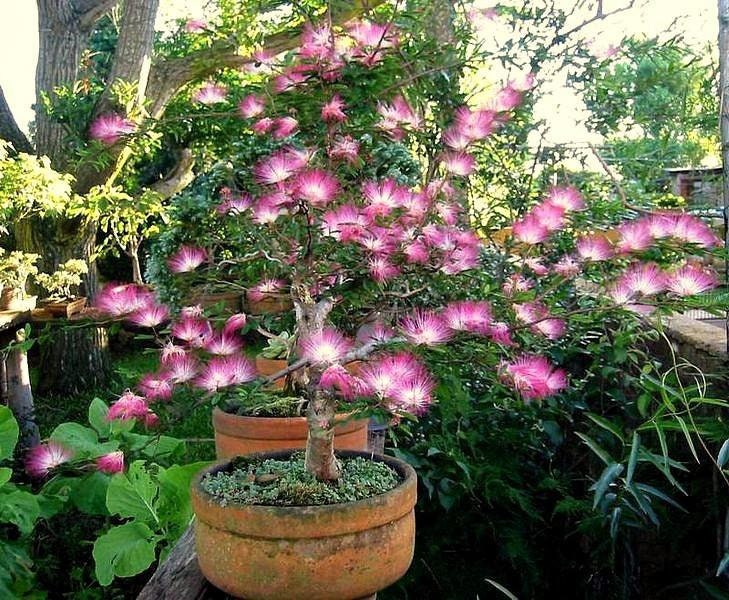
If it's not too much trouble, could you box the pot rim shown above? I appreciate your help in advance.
[192,449,417,538]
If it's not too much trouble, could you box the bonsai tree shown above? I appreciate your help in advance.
[0,251,40,298]
[36,259,89,301]
[92,17,723,485]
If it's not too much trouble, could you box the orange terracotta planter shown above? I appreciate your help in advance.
[192,450,417,600]
[255,356,287,390]
[212,407,369,459]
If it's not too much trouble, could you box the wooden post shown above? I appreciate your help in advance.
[6,328,40,449]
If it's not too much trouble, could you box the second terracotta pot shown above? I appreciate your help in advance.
[212,407,369,459]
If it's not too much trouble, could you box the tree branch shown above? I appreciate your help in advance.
[73,0,118,31]
[146,0,386,118]
[149,148,195,199]
[0,85,33,154]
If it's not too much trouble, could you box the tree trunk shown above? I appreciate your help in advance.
[6,330,40,450]
[129,241,143,285]
[37,323,111,397]
[305,392,340,481]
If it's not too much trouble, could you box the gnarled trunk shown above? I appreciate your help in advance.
[304,391,340,481]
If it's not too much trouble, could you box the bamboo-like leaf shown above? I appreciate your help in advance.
[626,432,640,485]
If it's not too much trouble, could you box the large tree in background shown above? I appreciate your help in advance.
[0,0,384,394]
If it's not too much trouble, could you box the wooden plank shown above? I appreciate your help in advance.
[137,526,227,600]
[0,310,30,332]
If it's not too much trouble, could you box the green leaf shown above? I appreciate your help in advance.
[717,552,729,577]
[142,436,183,460]
[50,422,99,455]
[0,467,12,487]
[674,416,699,462]
[106,461,159,524]
[717,439,729,468]
[576,432,612,466]
[157,462,209,532]
[0,489,40,535]
[591,463,623,510]
[585,413,624,443]
[626,432,640,485]
[609,506,622,539]
[88,398,111,438]
[0,406,19,462]
[71,471,111,516]
[93,522,158,586]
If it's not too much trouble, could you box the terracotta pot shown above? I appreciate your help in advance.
[255,356,287,390]
[192,449,417,600]
[212,407,369,459]
[245,291,293,315]
[0,289,37,312]
[186,290,242,314]
[38,296,87,318]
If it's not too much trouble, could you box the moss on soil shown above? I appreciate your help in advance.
[201,452,400,507]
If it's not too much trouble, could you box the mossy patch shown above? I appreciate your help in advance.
[201,452,400,507]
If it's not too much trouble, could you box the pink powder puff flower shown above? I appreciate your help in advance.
[205,332,244,356]
[452,106,496,141]
[160,341,187,363]
[253,150,304,185]
[500,355,567,401]
[171,317,213,348]
[247,279,286,302]
[252,117,274,135]
[89,113,136,145]
[440,151,476,176]
[522,258,549,276]
[180,305,204,318]
[300,23,335,60]
[96,451,125,474]
[107,390,149,421]
[441,243,480,274]
[294,169,340,207]
[273,70,308,93]
[491,85,522,112]
[400,309,453,346]
[223,313,248,335]
[238,94,266,118]
[167,245,208,273]
[512,215,550,244]
[348,20,398,48]
[377,95,421,131]
[321,204,368,240]
[319,365,366,400]
[126,303,169,328]
[193,83,228,105]
[184,18,208,33]
[137,372,174,401]
[144,411,160,429]
[670,214,723,248]
[329,135,360,163]
[619,262,667,296]
[510,72,536,92]
[513,301,549,325]
[368,256,401,282]
[217,192,253,215]
[165,353,201,384]
[554,255,582,277]
[299,328,353,365]
[442,126,473,151]
[531,201,566,231]
[322,94,347,122]
[404,239,430,264]
[533,318,566,340]
[545,186,585,211]
[666,263,718,296]
[359,352,428,398]
[26,442,73,478]
[489,322,515,346]
[576,234,613,261]
[94,283,154,317]
[195,355,257,392]
[615,221,654,253]
[388,373,435,415]
[443,300,492,334]
[362,178,409,212]
[271,116,299,139]
[502,274,533,297]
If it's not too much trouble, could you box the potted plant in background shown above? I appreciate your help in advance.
[0,250,40,311]
[36,258,89,317]
[91,12,726,599]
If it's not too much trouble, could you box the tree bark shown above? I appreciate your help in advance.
[6,330,40,450]
[305,392,340,481]
[0,86,33,154]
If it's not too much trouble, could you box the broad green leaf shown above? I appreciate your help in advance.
[626,432,640,485]
[93,522,158,586]
[50,422,99,455]
[106,461,159,524]
[157,462,209,533]
[591,463,623,510]
[0,467,12,487]
[88,398,111,438]
[0,407,19,462]
[0,489,40,535]
[576,433,612,466]
[142,436,183,460]
[717,439,729,468]
[72,471,111,516]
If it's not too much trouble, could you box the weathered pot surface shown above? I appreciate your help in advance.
[212,407,369,458]
[192,449,417,600]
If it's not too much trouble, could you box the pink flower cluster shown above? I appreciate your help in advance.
[94,283,170,328]
[25,443,125,479]
[512,186,585,245]
[89,113,136,145]
[500,355,567,402]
